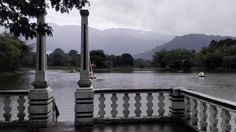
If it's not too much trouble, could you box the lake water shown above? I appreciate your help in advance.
[1,70,236,121]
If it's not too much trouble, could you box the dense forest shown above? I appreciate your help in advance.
[0,33,33,72]
[152,38,236,72]
[1,33,236,72]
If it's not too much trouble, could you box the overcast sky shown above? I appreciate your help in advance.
[47,0,236,36]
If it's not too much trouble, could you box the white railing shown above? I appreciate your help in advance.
[0,90,29,126]
[180,89,236,132]
[93,88,171,122]
[0,90,59,127]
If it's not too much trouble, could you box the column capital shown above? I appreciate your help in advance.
[80,10,89,17]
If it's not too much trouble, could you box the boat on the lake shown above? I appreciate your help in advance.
[198,72,206,77]
[68,69,76,73]
[90,73,96,79]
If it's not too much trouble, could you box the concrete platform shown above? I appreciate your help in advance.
[0,122,194,132]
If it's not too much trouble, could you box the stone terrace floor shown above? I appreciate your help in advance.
[0,122,195,132]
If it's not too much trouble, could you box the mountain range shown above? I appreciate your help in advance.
[1,24,234,60]
[25,23,174,55]
[135,34,234,60]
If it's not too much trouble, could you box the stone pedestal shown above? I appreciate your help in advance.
[75,87,94,126]
[29,87,54,127]
[169,88,185,119]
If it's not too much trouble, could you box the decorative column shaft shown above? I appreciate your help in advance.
[33,15,48,88]
[75,10,94,126]
[29,14,56,127]
[78,10,91,87]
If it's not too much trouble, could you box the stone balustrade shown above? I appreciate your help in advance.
[180,89,236,132]
[0,90,59,127]
[93,88,171,123]
[0,90,29,126]
[1,87,236,132]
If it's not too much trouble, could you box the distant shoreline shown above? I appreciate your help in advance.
[1,67,236,75]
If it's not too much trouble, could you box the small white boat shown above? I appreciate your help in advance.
[90,73,96,79]
[198,72,205,77]
[68,69,76,73]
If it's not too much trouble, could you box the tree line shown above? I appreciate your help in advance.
[0,33,144,72]
[47,49,136,68]
[152,38,236,72]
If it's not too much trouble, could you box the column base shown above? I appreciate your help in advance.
[75,87,94,126]
[169,88,185,119]
[78,79,92,87]
[29,87,55,127]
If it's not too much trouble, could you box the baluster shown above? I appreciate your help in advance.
[221,109,231,132]
[191,98,198,127]
[206,104,211,131]
[17,95,26,121]
[0,96,4,121]
[24,96,29,120]
[140,93,148,117]
[199,101,208,131]
[158,93,165,116]
[147,93,153,117]
[230,111,236,132]
[209,105,218,132]
[196,100,201,129]
[111,94,118,118]
[98,94,105,118]
[129,93,136,117]
[3,96,11,121]
[123,93,130,118]
[117,93,124,118]
[217,107,223,132]
[184,96,191,123]
[152,93,159,116]
[93,94,100,118]
[163,93,170,116]
[104,94,112,118]
[135,93,141,117]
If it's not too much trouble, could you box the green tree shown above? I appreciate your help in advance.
[152,49,194,71]
[152,49,167,68]
[0,0,89,39]
[48,48,66,66]
[134,58,151,68]
[68,49,80,66]
[90,50,106,68]
[0,34,31,72]
[120,53,134,67]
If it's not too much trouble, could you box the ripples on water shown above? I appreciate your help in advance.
[1,70,236,121]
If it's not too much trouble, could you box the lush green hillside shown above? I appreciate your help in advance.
[135,34,234,60]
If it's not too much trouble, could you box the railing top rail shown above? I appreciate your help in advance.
[180,88,236,110]
[0,90,29,95]
[94,88,171,93]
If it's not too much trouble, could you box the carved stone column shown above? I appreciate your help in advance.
[29,15,55,127]
[75,10,94,126]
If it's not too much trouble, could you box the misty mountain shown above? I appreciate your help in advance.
[22,23,174,55]
[135,34,234,60]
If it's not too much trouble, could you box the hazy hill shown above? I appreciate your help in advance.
[22,23,174,55]
[135,34,234,60]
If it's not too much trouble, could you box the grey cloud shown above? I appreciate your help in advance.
[47,0,236,36]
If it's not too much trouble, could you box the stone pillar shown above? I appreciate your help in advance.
[29,15,55,127]
[169,88,185,120]
[75,10,94,126]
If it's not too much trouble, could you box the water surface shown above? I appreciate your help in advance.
[1,70,236,121]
